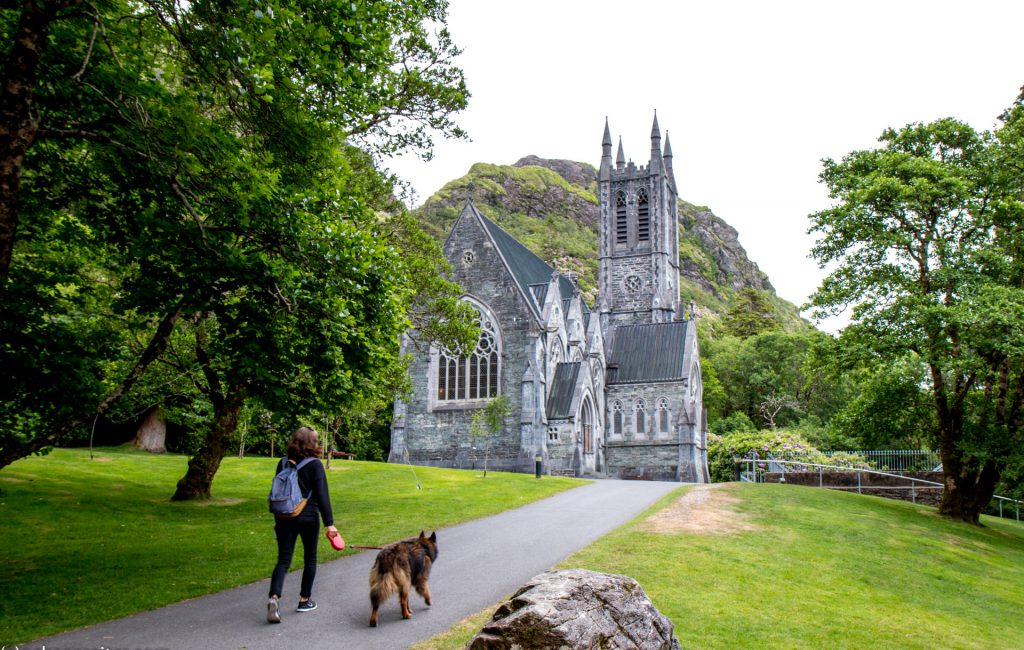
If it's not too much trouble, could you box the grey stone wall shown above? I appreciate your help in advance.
[391,213,539,473]
[608,253,654,325]
[605,380,691,480]
[606,441,684,482]
[544,421,577,476]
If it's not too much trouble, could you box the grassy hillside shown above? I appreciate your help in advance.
[0,447,581,645]
[417,483,1024,650]
[414,157,809,332]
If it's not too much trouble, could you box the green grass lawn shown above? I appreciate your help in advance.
[569,483,1024,650]
[0,446,581,645]
[416,483,1024,650]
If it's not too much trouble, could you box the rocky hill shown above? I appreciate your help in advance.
[414,156,807,331]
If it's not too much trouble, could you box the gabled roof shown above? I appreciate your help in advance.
[546,362,581,419]
[475,208,585,317]
[606,321,689,384]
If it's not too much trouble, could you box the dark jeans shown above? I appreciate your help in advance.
[269,514,320,599]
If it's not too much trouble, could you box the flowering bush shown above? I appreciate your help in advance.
[708,430,867,482]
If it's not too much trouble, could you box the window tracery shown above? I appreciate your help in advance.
[657,397,670,435]
[435,301,500,403]
[634,398,647,436]
[611,400,624,436]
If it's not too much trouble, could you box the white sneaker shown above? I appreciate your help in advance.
[267,596,281,623]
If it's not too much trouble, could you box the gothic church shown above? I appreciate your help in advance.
[390,116,709,482]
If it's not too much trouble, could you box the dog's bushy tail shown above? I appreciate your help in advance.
[369,552,399,607]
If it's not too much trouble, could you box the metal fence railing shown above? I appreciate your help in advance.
[763,449,941,473]
[737,452,1022,526]
[821,449,941,472]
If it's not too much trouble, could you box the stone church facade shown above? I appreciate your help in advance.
[389,116,709,482]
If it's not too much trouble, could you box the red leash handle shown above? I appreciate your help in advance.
[324,531,383,551]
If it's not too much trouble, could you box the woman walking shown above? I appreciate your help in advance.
[267,426,337,623]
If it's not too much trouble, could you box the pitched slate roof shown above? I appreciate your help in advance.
[476,209,586,317]
[545,362,581,419]
[606,321,689,384]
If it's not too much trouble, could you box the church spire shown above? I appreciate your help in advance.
[616,137,625,169]
[600,118,613,180]
[663,130,674,179]
[663,131,671,192]
[650,111,662,169]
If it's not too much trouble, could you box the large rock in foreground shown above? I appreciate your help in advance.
[467,569,681,650]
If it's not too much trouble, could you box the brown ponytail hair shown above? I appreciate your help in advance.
[286,426,322,461]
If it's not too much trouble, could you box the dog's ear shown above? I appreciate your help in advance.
[429,531,437,543]
[419,530,425,539]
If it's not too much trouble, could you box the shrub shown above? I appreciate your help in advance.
[710,411,756,435]
[707,429,866,482]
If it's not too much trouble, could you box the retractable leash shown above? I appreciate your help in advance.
[325,530,383,550]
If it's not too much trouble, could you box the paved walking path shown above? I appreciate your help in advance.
[29,479,682,650]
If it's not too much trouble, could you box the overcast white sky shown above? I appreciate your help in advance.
[386,0,1024,331]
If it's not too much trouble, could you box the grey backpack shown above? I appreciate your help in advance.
[268,457,316,517]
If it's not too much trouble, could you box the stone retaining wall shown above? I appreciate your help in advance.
[764,471,944,506]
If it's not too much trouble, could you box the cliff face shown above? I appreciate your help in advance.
[679,201,773,295]
[415,156,803,327]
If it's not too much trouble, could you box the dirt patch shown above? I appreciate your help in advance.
[642,484,760,535]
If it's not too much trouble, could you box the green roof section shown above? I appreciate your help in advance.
[546,362,582,419]
[606,321,689,384]
[475,207,581,314]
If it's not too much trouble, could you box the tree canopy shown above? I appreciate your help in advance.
[808,109,1024,523]
[1,0,476,498]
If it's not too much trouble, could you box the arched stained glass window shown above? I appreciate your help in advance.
[436,301,500,402]
[657,397,670,434]
[634,398,647,435]
[611,400,624,436]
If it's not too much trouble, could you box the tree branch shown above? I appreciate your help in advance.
[0,301,185,469]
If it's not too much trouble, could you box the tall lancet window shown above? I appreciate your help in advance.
[634,398,647,436]
[637,187,650,242]
[615,190,628,244]
[611,400,624,436]
[436,300,501,402]
[657,397,671,435]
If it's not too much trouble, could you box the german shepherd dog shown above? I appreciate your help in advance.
[368,531,438,627]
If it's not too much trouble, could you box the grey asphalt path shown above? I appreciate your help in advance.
[27,479,682,650]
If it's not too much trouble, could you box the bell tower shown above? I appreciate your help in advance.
[598,114,681,333]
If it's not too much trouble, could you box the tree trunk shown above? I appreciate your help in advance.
[0,304,183,470]
[0,0,82,281]
[938,458,999,524]
[132,406,167,453]
[933,369,999,524]
[171,386,244,501]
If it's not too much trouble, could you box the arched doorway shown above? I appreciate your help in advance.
[580,396,594,457]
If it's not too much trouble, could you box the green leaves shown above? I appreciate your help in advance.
[807,111,1024,521]
[1,0,471,475]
